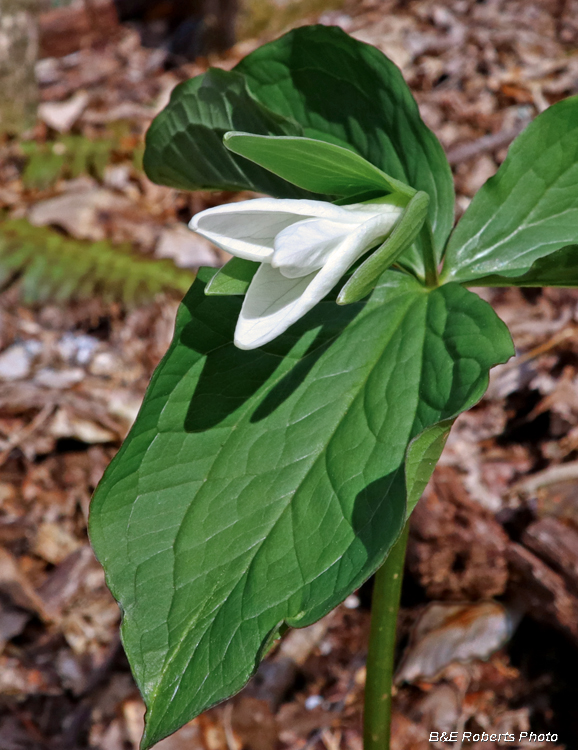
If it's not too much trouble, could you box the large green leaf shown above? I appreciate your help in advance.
[235,25,454,269]
[90,271,512,748]
[469,244,578,287]
[443,97,578,284]
[143,69,314,197]
[223,132,416,197]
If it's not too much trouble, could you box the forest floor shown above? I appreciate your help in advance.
[1,1,578,748]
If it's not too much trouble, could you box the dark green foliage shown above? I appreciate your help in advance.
[235,25,455,274]
[143,69,310,197]
[473,244,578,287]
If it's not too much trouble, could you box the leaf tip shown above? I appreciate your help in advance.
[222,130,243,145]
[140,705,170,750]
[335,286,364,305]
[139,723,155,750]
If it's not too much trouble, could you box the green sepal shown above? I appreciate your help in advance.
[224,132,416,198]
[337,191,430,304]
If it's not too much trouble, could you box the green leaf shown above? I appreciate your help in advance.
[143,69,314,198]
[90,272,512,748]
[224,132,416,197]
[235,25,454,267]
[469,244,578,287]
[405,419,453,517]
[205,257,259,295]
[443,97,578,284]
[337,191,429,304]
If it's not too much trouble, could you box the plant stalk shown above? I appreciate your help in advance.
[420,222,439,288]
[363,521,410,750]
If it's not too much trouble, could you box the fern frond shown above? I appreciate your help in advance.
[21,128,141,189]
[0,219,196,305]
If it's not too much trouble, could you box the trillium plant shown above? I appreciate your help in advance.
[89,25,578,750]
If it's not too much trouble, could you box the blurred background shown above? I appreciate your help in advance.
[1,1,578,748]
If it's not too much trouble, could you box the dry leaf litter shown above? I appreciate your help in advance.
[1,0,578,748]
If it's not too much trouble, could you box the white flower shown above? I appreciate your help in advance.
[189,196,405,350]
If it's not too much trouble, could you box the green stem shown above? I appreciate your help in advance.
[420,222,439,288]
[363,522,410,750]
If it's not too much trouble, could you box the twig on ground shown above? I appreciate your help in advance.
[0,403,55,467]
[513,461,578,495]
[446,120,530,165]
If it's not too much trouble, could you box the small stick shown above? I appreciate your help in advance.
[446,120,530,166]
[0,402,55,467]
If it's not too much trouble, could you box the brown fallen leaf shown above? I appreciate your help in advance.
[28,188,132,242]
[0,547,51,621]
[231,697,277,750]
[39,0,120,59]
[396,602,515,685]
[0,596,30,653]
[38,91,90,133]
[0,655,60,697]
[33,521,82,565]
[49,407,118,444]
[156,224,221,268]
[522,516,578,597]
[507,542,578,644]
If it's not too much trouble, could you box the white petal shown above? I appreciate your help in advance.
[190,201,291,261]
[189,197,366,262]
[234,207,405,349]
[246,198,373,222]
[234,264,318,350]
[274,206,404,279]
[277,210,404,319]
[272,218,353,278]
[291,220,383,307]
[342,200,404,218]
